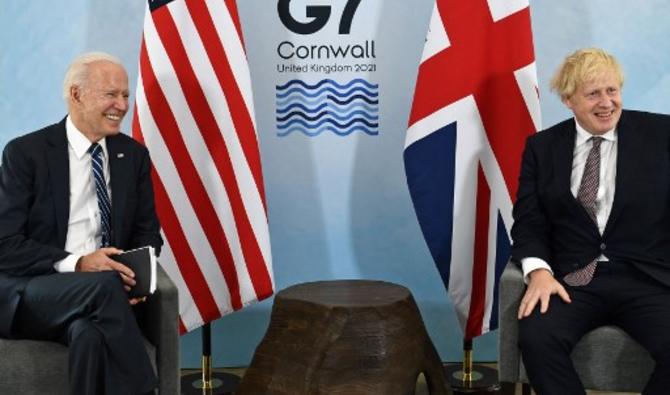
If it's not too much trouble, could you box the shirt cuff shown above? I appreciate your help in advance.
[521,257,554,284]
[54,254,81,273]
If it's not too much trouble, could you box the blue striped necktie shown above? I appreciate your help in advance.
[89,143,112,247]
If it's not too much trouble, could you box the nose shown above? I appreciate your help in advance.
[115,95,129,112]
[597,94,612,108]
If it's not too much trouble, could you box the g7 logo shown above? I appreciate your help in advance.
[278,0,362,35]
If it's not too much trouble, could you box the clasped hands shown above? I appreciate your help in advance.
[76,247,147,305]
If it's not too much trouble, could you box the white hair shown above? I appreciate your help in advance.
[62,51,123,100]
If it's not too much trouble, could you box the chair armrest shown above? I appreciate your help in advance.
[143,264,180,395]
[498,261,526,383]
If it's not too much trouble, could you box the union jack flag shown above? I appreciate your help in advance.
[133,0,274,333]
[404,0,541,339]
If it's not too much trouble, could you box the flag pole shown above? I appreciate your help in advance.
[181,323,241,394]
[443,338,501,394]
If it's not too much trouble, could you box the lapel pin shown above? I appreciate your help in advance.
[117,153,125,158]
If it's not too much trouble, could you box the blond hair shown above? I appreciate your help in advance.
[62,51,123,100]
[550,48,624,99]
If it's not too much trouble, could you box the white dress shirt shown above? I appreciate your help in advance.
[53,116,112,272]
[521,119,618,282]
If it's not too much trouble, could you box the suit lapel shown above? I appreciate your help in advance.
[604,112,642,237]
[107,136,129,246]
[46,119,70,248]
[553,121,576,197]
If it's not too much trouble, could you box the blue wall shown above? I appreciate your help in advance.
[1,0,669,368]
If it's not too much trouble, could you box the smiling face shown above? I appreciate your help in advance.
[563,70,622,135]
[69,60,129,142]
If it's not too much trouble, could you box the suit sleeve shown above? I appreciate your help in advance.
[127,147,163,256]
[0,141,68,276]
[510,136,552,264]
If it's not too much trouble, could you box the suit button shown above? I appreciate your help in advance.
[600,243,606,251]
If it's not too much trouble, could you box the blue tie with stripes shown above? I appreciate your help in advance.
[89,143,112,247]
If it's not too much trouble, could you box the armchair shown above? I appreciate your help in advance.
[498,261,654,394]
[0,265,180,395]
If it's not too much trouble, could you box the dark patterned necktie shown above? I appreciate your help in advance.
[564,137,602,286]
[89,143,112,247]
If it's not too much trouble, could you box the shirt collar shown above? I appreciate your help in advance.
[574,118,616,148]
[66,116,108,160]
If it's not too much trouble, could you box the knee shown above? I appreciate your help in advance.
[518,314,568,355]
[68,318,104,347]
[651,346,670,367]
[73,271,128,313]
[92,271,126,300]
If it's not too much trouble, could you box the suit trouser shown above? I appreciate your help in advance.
[12,271,157,395]
[519,261,670,395]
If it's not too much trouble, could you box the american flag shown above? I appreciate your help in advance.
[404,0,540,339]
[132,0,274,333]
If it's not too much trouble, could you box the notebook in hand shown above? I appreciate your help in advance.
[111,246,157,298]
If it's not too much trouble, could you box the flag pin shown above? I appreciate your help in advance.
[117,153,125,158]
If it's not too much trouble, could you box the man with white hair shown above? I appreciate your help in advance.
[0,52,162,394]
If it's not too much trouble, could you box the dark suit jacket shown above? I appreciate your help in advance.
[0,118,163,337]
[511,110,670,286]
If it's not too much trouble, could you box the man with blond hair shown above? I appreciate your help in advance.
[0,52,161,394]
[511,48,670,394]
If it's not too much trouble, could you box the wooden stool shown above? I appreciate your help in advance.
[238,280,450,395]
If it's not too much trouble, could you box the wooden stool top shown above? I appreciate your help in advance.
[278,279,411,308]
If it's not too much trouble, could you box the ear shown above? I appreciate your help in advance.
[562,95,573,110]
[70,85,82,104]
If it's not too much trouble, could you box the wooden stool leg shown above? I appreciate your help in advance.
[422,345,450,395]
[499,382,516,395]
[521,382,532,395]
[424,369,450,395]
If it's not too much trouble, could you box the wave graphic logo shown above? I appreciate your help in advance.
[275,78,379,137]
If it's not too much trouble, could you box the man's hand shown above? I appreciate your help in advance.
[129,296,147,306]
[76,247,136,290]
[517,268,571,319]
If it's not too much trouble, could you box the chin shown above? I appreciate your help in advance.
[105,129,122,137]
[590,119,617,133]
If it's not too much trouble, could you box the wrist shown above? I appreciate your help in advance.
[529,268,552,279]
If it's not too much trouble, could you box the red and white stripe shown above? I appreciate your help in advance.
[406,0,540,338]
[133,0,273,333]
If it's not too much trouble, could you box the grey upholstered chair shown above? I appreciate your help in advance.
[498,261,654,394]
[0,265,180,395]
